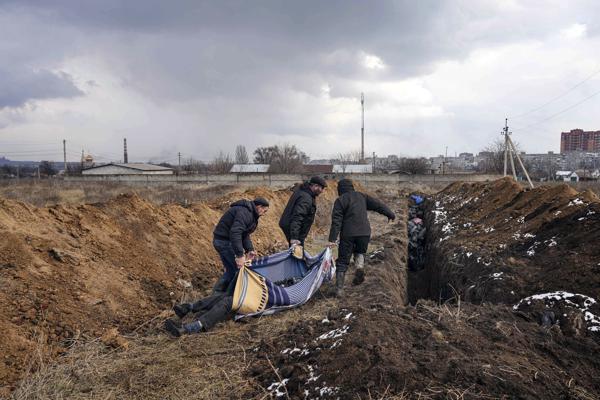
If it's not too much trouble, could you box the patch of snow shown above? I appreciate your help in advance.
[568,198,584,206]
[587,209,596,216]
[578,217,586,221]
[491,272,504,280]
[321,317,330,324]
[268,378,289,397]
[513,291,600,332]
[517,216,525,224]
[554,210,562,216]
[466,252,473,258]
[343,312,353,320]
[523,233,535,238]
[317,325,349,340]
[484,226,495,233]
[498,243,507,249]
[512,233,522,240]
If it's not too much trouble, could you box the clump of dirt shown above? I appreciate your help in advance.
[0,181,339,393]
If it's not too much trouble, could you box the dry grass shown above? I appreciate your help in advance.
[0,180,237,207]
[11,294,339,400]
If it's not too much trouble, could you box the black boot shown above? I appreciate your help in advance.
[335,270,346,297]
[164,319,186,338]
[173,303,191,319]
[211,276,229,295]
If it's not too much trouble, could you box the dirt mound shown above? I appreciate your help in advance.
[421,178,600,334]
[0,182,339,393]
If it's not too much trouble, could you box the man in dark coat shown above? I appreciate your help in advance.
[211,197,270,293]
[279,176,327,247]
[327,178,395,296]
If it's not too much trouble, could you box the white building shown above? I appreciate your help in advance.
[332,164,373,173]
[555,171,572,181]
[82,163,173,175]
[230,164,270,173]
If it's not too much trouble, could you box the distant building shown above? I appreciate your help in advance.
[561,129,600,153]
[302,164,334,174]
[82,163,173,175]
[555,170,572,181]
[332,164,373,174]
[230,164,270,173]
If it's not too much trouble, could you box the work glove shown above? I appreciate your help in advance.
[290,239,301,246]
[247,250,258,260]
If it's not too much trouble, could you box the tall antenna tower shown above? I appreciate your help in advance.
[502,118,534,189]
[123,138,128,164]
[361,92,365,162]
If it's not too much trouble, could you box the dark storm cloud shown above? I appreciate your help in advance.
[0,68,83,109]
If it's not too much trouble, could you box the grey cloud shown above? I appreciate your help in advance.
[0,68,83,109]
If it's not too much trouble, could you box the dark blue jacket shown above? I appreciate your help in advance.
[213,200,259,257]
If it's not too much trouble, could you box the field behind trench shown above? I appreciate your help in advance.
[4,179,600,399]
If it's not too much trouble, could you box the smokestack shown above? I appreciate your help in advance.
[123,138,128,164]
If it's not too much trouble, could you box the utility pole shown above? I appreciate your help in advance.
[63,139,67,176]
[372,151,376,172]
[501,118,534,189]
[444,146,448,175]
[361,92,365,163]
[178,152,181,169]
[123,138,128,164]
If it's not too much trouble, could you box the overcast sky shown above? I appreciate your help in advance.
[1,0,600,162]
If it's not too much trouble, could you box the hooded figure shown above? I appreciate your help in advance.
[279,176,327,246]
[328,179,395,296]
[211,197,269,293]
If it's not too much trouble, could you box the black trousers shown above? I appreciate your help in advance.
[336,235,370,272]
[185,292,235,331]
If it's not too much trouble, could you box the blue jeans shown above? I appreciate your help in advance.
[213,238,238,289]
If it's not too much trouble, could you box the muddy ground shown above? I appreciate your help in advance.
[3,179,600,399]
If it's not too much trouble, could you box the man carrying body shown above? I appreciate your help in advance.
[328,179,395,296]
[211,197,270,294]
[164,196,269,336]
[279,176,327,247]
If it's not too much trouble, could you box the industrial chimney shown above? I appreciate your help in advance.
[123,138,128,164]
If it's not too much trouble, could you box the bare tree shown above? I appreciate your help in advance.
[396,158,429,174]
[209,151,234,174]
[182,157,206,174]
[478,138,524,175]
[253,146,278,164]
[235,145,249,164]
[38,161,57,176]
[336,150,361,173]
[270,144,307,173]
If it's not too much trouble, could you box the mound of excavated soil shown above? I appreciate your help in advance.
[421,177,600,334]
[250,186,600,399]
[0,182,339,394]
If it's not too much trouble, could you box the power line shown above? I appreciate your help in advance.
[513,87,600,132]
[511,66,600,120]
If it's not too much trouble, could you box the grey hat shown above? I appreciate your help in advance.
[309,176,327,188]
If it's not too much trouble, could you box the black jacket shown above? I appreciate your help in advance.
[328,180,395,241]
[279,183,317,243]
[213,200,259,257]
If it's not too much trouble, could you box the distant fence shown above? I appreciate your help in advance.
[64,173,503,187]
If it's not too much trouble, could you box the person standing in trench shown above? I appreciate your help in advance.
[327,178,395,296]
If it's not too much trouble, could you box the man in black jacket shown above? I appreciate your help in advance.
[328,179,395,296]
[279,176,327,247]
[211,197,270,294]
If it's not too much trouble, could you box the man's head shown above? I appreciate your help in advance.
[308,176,327,196]
[337,178,355,195]
[253,197,270,216]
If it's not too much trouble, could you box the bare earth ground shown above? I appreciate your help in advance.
[2,180,600,399]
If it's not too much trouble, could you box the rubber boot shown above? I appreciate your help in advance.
[352,253,366,285]
[164,319,186,338]
[211,276,229,295]
[335,270,346,297]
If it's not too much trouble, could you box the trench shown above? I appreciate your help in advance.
[406,194,456,305]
